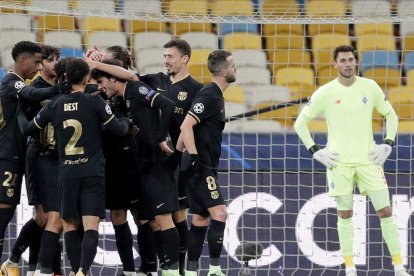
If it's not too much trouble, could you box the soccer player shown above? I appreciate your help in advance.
[177,50,237,276]
[19,58,131,276]
[139,39,204,275]
[294,45,410,276]
[0,41,63,276]
[91,62,181,276]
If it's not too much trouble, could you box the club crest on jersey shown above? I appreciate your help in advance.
[105,104,112,115]
[139,86,149,95]
[211,191,219,199]
[14,81,25,89]
[7,188,14,197]
[193,103,204,113]
[362,96,368,104]
[177,91,187,101]
[125,99,130,108]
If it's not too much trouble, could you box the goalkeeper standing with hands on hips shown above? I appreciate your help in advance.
[294,45,410,276]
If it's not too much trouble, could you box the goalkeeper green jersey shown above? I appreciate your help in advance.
[300,76,394,165]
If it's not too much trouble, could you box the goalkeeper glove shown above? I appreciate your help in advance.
[369,140,393,165]
[309,145,339,169]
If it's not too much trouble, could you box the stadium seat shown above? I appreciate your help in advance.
[359,51,400,74]
[223,85,245,104]
[270,50,312,72]
[73,0,114,12]
[406,69,414,87]
[311,33,351,53]
[223,33,261,50]
[136,48,165,73]
[60,47,84,58]
[180,32,218,49]
[88,32,128,50]
[356,36,397,57]
[189,63,211,84]
[82,17,122,49]
[351,0,392,17]
[225,102,248,118]
[133,31,171,51]
[354,23,394,37]
[398,0,414,17]
[317,66,336,86]
[275,67,315,92]
[403,51,414,72]
[210,0,253,16]
[253,101,298,126]
[218,22,258,36]
[398,120,414,133]
[37,14,76,42]
[31,0,69,11]
[307,119,328,132]
[167,0,212,35]
[265,34,306,51]
[262,23,304,37]
[0,13,31,30]
[306,0,348,36]
[0,30,36,52]
[243,85,290,108]
[124,0,162,14]
[127,20,167,33]
[362,68,401,90]
[313,50,333,72]
[236,68,271,86]
[139,65,166,75]
[44,31,83,49]
[0,67,5,80]
[0,0,29,13]
[388,86,414,120]
[0,47,14,70]
[224,119,285,133]
[261,0,300,18]
[231,49,267,69]
[400,22,414,53]
[190,49,211,64]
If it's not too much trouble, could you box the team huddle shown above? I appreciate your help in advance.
[0,40,236,276]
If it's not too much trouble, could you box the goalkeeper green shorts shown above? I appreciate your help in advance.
[326,164,388,197]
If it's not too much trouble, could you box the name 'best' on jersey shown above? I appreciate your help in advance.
[188,82,225,169]
[302,76,394,165]
[33,92,116,180]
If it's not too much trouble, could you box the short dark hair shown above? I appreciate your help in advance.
[333,45,356,61]
[54,57,76,81]
[11,41,42,61]
[105,45,134,70]
[163,39,191,58]
[90,59,124,81]
[65,58,89,85]
[41,44,61,60]
[207,50,232,75]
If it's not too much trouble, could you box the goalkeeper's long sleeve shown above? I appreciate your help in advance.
[294,112,315,150]
[384,108,398,142]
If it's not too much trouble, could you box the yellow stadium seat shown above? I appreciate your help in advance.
[313,50,334,72]
[275,67,315,90]
[265,35,306,51]
[190,49,211,64]
[354,23,394,37]
[223,85,245,103]
[307,119,328,132]
[189,49,211,84]
[388,86,414,120]
[362,68,401,90]
[37,14,76,42]
[0,0,30,13]
[170,23,212,36]
[167,0,211,35]
[128,20,167,33]
[402,35,414,53]
[407,69,414,87]
[306,0,348,36]
[210,0,253,16]
[223,33,261,50]
[262,24,304,37]
[269,50,312,72]
[261,0,300,18]
[398,120,414,132]
[253,101,298,126]
[311,33,352,52]
[356,35,397,55]
[317,66,336,86]
[82,17,122,49]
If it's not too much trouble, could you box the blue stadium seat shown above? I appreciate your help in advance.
[359,51,400,74]
[0,68,5,81]
[218,21,258,36]
[60,48,84,58]
[403,51,414,72]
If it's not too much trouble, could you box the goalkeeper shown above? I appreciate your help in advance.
[294,45,410,276]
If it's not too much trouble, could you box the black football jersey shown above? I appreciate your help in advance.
[123,81,175,164]
[139,73,203,145]
[34,92,118,180]
[188,82,225,169]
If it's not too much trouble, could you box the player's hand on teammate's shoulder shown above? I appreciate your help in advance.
[84,45,103,62]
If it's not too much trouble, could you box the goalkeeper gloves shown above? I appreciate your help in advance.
[309,145,339,169]
[369,140,394,165]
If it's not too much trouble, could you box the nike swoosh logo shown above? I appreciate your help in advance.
[130,199,138,204]
[157,88,166,92]
[178,196,187,200]
[156,203,165,209]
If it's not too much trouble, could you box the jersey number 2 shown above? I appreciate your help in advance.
[63,119,84,155]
